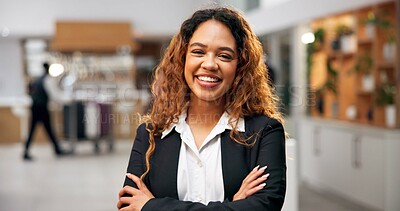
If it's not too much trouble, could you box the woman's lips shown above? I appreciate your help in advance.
[195,75,221,88]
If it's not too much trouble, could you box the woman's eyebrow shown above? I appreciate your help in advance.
[189,42,236,54]
[218,47,236,54]
[189,42,207,48]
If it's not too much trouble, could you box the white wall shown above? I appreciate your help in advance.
[246,0,392,35]
[0,0,211,37]
[0,0,212,104]
[0,38,25,98]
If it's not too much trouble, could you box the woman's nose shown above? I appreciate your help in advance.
[201,54,218,71]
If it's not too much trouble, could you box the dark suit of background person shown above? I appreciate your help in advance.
[123,115,286,211]
[23,62,68,161]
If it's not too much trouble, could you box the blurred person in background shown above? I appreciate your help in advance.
[118,6,286,211]
[23,62,70,161]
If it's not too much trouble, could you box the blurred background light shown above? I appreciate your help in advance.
[301,32,315,44]
[1,27,10,37]
[49,63,64,77]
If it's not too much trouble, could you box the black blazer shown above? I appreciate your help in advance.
[123,115,286,211]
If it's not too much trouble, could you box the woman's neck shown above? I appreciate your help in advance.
[186,97,225,127]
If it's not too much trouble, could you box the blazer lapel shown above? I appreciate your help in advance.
[149,131,181,199]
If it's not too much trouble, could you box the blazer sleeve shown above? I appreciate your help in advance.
[123,123,148,189]
[141,118,286,211]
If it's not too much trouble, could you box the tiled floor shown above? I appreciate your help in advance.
[0,140,129,211]
[0,140,377,211]
[298,183,378,211]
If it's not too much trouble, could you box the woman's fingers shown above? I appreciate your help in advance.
[118,197,132,206]
[242,166,267,185]
[119,206,130,211]
[118,186,129,198]
[247,173,269,189]
[245,173,269,195]
[118,175,154,211]
[242,173,269,196]
[233,165,269,201]
[118,185,140,198]
[126,173,141,187]
[126,173,147,190]
[126,173,154,198]
[242,165,260,181]
[117,197,131,209]
[245,182,267,197]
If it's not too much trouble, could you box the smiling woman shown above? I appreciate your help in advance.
[184,19,238,102]
[118,6,286,211]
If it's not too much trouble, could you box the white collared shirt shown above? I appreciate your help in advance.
[161,111,245,205]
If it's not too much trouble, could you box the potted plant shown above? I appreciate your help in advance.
[363,11,378,39]
[331,25,346,51]
[376,11,396,62]
[362,10,391,39]
[335,24,357,53]
[306,27,325,114]
[383,31,396,62]
[362,10,396,61]
[326,58,339,118]
[375,82,396,127]
[352,53,375,92]
[382,21,397,62]
[314,58,339,117]
[313,28,325,51]
[350,53,376,121]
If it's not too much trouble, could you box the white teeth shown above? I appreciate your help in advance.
[197,76,219,82]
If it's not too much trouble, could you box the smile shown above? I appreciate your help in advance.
[194,75,222,88]
[197,76,221,82]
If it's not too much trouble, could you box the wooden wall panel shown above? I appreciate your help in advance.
[0,108,58,144]
[51,21,136,53]
[0,108,21,143]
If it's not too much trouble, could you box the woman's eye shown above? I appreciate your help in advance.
[191,50,204,55]
[219,54,233,60]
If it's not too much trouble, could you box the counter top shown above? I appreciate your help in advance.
[302,115,400,139]
[0,96,31,107]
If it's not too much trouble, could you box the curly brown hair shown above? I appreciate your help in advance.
[140,7,283,180]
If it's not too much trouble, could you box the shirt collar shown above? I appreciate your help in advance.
[161,111,245,139]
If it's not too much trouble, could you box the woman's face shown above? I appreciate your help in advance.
[184,19,238,104]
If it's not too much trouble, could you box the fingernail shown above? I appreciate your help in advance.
[126,173,132,177]
[261,173,270,178]
[253,165,260,171]
[259,166,267,172]
[257,183,266,188]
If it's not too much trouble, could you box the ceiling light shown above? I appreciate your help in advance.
[49,63,64,77]
[301,32,315,44]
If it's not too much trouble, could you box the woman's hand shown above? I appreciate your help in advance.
[233,165,269,201]
[117,173,155,211]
